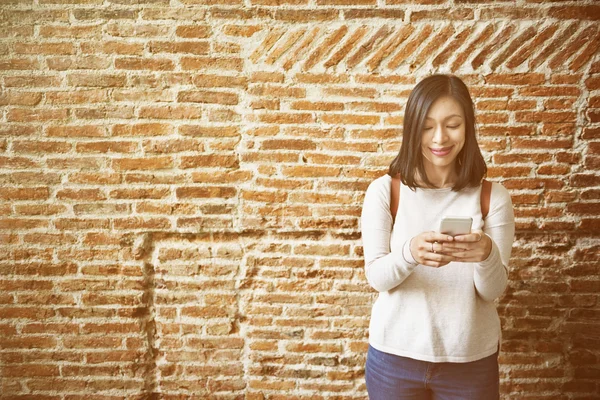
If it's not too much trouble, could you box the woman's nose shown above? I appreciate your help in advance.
[432,125,447,143]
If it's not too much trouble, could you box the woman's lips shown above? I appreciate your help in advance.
[430,146,453,156]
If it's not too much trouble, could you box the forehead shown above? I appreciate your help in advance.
[426,95,464,119]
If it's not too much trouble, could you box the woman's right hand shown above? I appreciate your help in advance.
[409,231,456,268]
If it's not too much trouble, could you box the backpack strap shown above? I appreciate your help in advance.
[481,179,492,220]
[390,175,492,226]
[390,173,401,225]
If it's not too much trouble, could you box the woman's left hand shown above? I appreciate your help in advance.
[441,230,492,262]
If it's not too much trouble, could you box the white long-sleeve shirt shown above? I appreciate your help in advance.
[360,174,515,363]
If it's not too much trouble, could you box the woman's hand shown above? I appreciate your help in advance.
[409,231,456,268]
[441,230,492,262]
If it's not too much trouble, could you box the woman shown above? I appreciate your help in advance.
[360,74,515,399]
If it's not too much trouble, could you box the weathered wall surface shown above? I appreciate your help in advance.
[0,1,599,398]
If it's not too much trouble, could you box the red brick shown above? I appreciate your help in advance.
[515,111,576,123]
[585,74,600,91]
[512,137,573,149]
[519,85,580,97]
[548,5,600,20]
[513,207,563,218]
[549,25,598,70]
[566,203,600,215]
[570,280,600,292]
[471,25,516,70]
[511,193,541,205]
[0,13,599,400]
[570,174,600,187]
[544,190,577,203]
[487,166,531,178]
[451,24,495,71]
[484,73,545,86]
[493,153,552,164]
[584,156,600,169]
[537,164,571,175]
[555,151,581,164]
[541,123,576,136]
[544,98,577,110]
[480,6,545,20]
[587,109,600,123]
[579,218,600,232]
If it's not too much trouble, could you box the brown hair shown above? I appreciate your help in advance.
[388,74,487,191]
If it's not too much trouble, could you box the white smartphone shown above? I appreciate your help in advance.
[439,216,472,236]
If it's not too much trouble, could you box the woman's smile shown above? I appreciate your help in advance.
[429,146,454,157]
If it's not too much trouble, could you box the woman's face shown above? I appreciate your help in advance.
[420,95,466,175]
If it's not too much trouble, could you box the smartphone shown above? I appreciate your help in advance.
[439,216,472,236]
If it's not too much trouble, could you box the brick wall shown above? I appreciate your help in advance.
[0,0,599,398]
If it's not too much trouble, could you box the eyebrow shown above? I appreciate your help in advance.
[425,114,463,120]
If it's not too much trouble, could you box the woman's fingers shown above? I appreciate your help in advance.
[410,231,459,267]
[445,243,482,257]
[448,250,475,258]
[410,230,492,265]
[453,230,484,243]
[428,232,455,243]
[422,243,456,267]
[448,235,491,262]
[440,243,471,252]
[433,254,456,264]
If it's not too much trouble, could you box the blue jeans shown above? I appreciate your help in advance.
[365,344,499,400]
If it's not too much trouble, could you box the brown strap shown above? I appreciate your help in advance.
[481,179,492,219]
[390,176,492,226]
[390,173,401,225]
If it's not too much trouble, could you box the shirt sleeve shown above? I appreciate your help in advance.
[360,177,418,292]
[474,182,515,302]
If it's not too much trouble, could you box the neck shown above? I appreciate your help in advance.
[419,165,458,188]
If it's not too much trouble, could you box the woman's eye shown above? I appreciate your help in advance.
[448,125,459,129]
[423,127,433,131]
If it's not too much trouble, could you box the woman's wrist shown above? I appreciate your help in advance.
[402,238,418,265]
[482,234,493,261]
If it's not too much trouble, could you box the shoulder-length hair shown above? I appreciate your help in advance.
[388,74,486,191]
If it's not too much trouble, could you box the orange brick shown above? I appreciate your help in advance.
[3,364,60,377]
[0,336,57,349]
[111,156,172,170]
[55,189,105,201]
[0,187,49,200]
[180,154,238,169]
[46,125,105,137]
[176,186,236,199]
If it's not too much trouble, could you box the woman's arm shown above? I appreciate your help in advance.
[360,177,419,292]
[474,183,515,302]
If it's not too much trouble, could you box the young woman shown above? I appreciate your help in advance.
[360,74,515,399]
